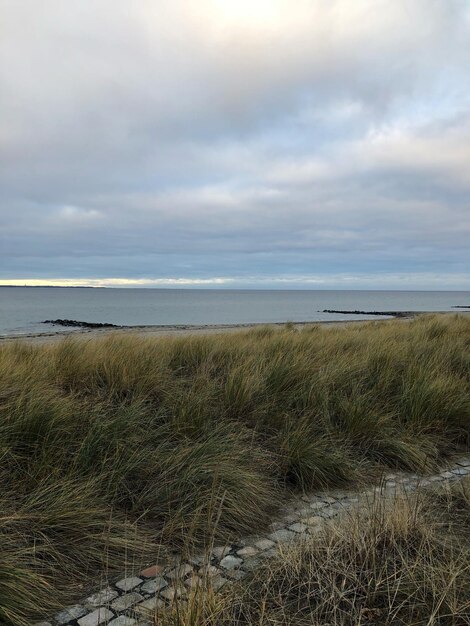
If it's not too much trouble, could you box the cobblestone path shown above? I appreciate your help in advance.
[36,456,470,626]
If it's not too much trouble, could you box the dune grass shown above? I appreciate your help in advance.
[162,480,470,626]
[0,314,469,624]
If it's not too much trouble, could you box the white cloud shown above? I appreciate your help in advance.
[57,206,103,222]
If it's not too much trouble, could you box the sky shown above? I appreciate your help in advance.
[1,0,469,289]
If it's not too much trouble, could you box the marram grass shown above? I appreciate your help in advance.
[163,481,470,626]
[0,314,469,624]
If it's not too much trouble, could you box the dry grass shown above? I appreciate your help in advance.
[159,481,470,625]
[0,314,469,624]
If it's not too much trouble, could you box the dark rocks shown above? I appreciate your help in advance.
[321,310,413,317]
[42,319,120,328]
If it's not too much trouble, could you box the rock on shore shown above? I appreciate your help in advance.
[42,319,121,329]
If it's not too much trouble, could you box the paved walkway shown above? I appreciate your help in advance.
[36,455,470,626]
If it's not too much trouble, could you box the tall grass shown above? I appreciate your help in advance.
[164,482,470,626]
[0,314,469,623]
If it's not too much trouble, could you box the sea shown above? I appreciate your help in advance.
[0,288,468,337]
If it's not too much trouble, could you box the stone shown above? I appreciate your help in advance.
[288,522,308,534]
[187,553,205,567]
[321,496,337,504]
[219,555,242,570]
[140,577,168,595]
[199,565,220,578]
[85,587,119,607]
[140,564,164,578]
[241,557,262,572]
[236,546,258,557]
[108,618,137,626]
[268,528,296,544]
[255,538,275,551]
[302,515,324,526]
[55,605,88,624]
[211,575,228,591]
[294,507,312,517]
[184,574,202,589]
[263,548,279,558]
[452,468,470,476]
[225,569,247,581]
[166,563,193,579]
[212,545,231,559]
[111,592,143,612]
[77,608,114,626]
[269,521,285,532]
[33,623,53,626]
[135,597,165,614]
[159,585,187,601]
[310,502,326,511]
[115,576,143,592]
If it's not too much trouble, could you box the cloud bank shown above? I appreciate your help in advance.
[1,0,469,288]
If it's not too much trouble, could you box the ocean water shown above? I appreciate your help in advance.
[0,288,468,337]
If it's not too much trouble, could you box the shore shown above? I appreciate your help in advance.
[0,318,394,345]
[1,311,469,345]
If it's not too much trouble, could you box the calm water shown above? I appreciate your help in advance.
[0,288,468,337]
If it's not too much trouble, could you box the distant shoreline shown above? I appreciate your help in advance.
[1,311,469,345]
[1,286,470,292]
[0,285,100,288]
[0,318,388,344]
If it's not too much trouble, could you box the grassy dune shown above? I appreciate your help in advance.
[166,479,470,625]
[0,314,469,624]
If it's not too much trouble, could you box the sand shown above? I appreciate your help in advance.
[0,319,374,345]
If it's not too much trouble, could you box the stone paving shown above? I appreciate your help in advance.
[36,455,470,626]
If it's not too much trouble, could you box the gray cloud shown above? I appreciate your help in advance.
[1,0,469,287]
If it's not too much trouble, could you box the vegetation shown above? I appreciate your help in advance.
[161,480,470,625]
[0,314,469,624]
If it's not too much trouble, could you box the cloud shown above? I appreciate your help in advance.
[0,0,469,288]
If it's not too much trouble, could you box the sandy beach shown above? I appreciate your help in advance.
[0,319,374,345]
[2,310,469,345]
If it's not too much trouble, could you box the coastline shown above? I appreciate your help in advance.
[1,311,468,345]
[0,318,390,344]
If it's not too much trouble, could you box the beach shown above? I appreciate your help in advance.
[0,317,407,344]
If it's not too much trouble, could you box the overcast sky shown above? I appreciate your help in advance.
[1,0,469,289]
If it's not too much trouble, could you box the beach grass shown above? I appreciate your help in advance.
[159,479,470,626]
[0,313,469,624]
